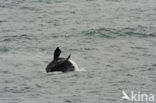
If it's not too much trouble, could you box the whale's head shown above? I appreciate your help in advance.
[46,61,58,72]
[46,47,71,72]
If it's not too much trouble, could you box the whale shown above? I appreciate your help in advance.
[46,47,79,72]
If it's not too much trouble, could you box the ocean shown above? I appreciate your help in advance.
[0,0,156,103]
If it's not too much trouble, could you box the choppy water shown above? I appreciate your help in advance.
[0,0,156,103]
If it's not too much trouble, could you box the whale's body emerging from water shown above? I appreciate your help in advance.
[46,47,79,72]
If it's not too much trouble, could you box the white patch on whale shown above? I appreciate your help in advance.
[69,59,86,71]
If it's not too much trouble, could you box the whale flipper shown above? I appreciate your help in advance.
[53,54,71,69]
[54,47,61,60]
[64,54,71,62]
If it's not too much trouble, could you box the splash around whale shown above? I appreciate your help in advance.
[45,47,84,73]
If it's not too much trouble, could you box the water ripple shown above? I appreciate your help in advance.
[81,26,156,39]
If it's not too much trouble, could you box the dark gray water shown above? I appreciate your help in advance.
[0,0,156,103]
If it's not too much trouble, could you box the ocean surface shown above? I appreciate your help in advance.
[0,0,156,103]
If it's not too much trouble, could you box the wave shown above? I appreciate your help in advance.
[0,20,7,23]
[118,27,156,38]
[81,26,156,38]
[0,47,9,53]
[82,28,116,39]
[1,34,32,42]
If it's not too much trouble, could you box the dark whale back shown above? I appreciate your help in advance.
[46,47,75,72]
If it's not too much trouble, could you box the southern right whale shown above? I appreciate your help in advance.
[45,47,79,73]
